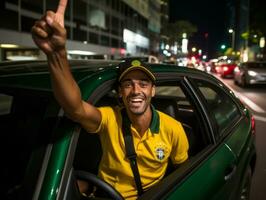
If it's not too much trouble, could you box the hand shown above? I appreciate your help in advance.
[31,0,68,55]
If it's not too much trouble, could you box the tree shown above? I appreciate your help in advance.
[161,20,197,46]
[250,0,266,36]
[249,0,266,56]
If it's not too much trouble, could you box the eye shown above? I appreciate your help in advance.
[139,80,150,88]
[121,81,133,88]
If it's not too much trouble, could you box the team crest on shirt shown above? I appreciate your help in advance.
[154,143,169,161]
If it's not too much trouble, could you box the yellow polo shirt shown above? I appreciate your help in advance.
[95,106,189,199]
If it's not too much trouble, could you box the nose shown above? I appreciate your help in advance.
[132,82,141,94]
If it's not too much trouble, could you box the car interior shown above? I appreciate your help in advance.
[0,91,59,200]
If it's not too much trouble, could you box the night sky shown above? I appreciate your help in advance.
[169,0,231,59]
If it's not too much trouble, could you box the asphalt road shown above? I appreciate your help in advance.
[216,76,266,200]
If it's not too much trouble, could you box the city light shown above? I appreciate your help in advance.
[259,37,265,48]
[220,44,226,50]
[228,29,235,50]
[0,44,19,48]
[68,50,95,55]
[182,38,188,53]
[123,29,149,55]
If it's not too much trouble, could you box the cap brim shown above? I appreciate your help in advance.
[118,65,156,82]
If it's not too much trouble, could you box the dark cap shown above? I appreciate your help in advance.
[118,59,156,83]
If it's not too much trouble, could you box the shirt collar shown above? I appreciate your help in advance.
[150,104,160,134]
[121,105,160,134]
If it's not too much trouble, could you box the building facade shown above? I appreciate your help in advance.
[0,0,162,61]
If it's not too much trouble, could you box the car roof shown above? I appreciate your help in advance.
[0,59,120,92]
[0,59,217,94]
[0,59,120,75]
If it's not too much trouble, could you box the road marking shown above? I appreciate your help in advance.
[253,115,266,122]
[213,74,266,117]
[215,76,266,113]
[235,92,266,113]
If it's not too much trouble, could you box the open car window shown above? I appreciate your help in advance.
[73,80,210,183]
[153,82,209,158]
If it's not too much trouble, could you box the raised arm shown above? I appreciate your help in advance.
[31,9,101,132]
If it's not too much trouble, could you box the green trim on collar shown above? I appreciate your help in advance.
[120,105,160,134]
[150,105,160,133]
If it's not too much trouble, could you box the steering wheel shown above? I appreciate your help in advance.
[75,170,124,200]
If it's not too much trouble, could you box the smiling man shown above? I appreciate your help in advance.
[118,59,156,132]
[31,10,189,199]
[94,59,189,199]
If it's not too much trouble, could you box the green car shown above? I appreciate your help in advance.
[0,60,256,200]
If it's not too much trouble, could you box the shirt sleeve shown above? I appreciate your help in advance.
[93,106,112,134]
[170,122,189,165]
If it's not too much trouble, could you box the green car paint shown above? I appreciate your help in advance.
[0,60,256,200]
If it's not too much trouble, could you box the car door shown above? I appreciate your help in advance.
[0,89,61,200]
[189,78,248,200]
[139,76,240,200]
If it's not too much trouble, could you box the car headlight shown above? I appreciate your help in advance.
[247,70,257,76]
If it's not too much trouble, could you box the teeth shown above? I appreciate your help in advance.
[132,98,142,102]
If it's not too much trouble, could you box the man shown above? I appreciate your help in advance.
[31,10,189,200]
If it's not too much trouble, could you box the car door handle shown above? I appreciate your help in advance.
[224,165,237,181]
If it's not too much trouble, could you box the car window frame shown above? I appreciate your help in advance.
[188,76,243,141]
[59,78,118,199]
[137,72,240,199]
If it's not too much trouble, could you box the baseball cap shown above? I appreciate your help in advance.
[118,59,156,83]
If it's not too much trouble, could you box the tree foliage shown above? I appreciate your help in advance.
[250,0,266,36]
[161,20,197,45]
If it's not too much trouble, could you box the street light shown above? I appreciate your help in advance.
[182,33,188,53]
[228,29,235,51]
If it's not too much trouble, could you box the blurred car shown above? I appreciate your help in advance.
[234,61,266,87]
[205,59,218,74]
[162,59,176,65]
[1,60,256,200]
[217,62,237,78]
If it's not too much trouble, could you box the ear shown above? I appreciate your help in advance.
[151,85,155,97]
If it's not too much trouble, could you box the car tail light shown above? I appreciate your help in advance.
[251,115,256,135]
[223,66,229,71]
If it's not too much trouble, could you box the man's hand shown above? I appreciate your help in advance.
[31,0,68,55]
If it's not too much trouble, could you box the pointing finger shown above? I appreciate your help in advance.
[55,0,68,27]
[56,0,67,15]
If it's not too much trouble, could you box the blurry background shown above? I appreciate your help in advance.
[0,0,265,64]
